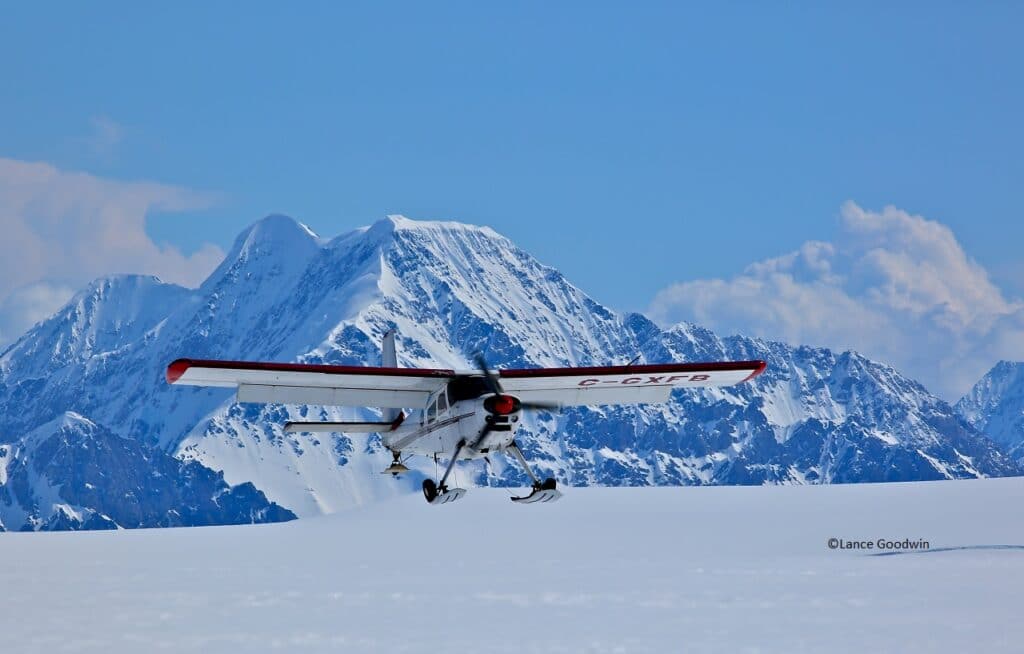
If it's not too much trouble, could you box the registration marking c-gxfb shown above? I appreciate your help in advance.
[577,374,711,387]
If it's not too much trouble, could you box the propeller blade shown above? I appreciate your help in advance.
[473,352,504,395]
[474,352,561,413]
[519,400,563,411]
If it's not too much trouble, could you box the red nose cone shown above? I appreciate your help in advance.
[492,395,516,415]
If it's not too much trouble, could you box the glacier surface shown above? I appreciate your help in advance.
[1,478,1022,653]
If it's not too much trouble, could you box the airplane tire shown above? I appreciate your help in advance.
[540,477,557,491]
[422,479,438,503]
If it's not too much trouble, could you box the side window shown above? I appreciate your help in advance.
[426,395,437,423]
[437,390,448,414]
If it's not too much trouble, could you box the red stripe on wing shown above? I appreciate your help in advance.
[498,360,767,380]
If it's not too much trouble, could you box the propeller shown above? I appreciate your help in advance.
[472,351,562,450]
[519,399,563,411]
[473,352,504,396]
[473,352,562,411]
[471,352,564,493]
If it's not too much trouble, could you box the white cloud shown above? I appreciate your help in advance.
[648,201,1024,401]
[0,282,76,347]
[0,157,225,345]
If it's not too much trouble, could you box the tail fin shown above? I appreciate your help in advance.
[382,329,398,368]
[381,329,400,421]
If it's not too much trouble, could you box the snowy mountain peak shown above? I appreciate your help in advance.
[198,215,322,322]
[211,215,323,282]
[957,361,1024,423]
[382,213,500,237]
[0,273,190,371]
[240,213,319,245]
[956,361,1024,459]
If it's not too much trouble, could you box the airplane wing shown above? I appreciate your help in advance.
[166,357,766,409]
[497,360,766,406]
[166,358,454,408]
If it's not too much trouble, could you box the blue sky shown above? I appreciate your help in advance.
[1,2,1022,397]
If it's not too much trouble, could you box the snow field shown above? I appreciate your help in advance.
[2,478,1022,653]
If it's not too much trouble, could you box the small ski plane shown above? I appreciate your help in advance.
[166,331,766,505]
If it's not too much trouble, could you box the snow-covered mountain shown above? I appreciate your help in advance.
[0,412,294,531]
[0,215,1018,529]
[956,361,1024,462]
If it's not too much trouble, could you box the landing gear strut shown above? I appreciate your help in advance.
[507,441,562,504]
[423,441,468,505]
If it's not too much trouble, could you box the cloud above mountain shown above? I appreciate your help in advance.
[0,157,225,345]
[648,201,1024,400]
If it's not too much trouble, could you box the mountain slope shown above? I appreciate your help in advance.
[0,215,1018,528]
[956,361,1024,461]
[0,412,295,531]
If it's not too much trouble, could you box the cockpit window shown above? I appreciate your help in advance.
[437,390,448,414]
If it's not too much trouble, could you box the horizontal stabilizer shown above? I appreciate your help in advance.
[284,420,400,434]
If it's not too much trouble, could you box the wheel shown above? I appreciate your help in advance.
[540,477,557,491]
[422,479,438,503]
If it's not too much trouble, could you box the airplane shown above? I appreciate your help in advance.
[166,330,766,505]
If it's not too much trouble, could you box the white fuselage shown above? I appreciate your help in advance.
[383,395,521,460]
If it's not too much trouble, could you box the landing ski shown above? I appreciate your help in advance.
[429,488,467,505]
[511,487,563,504]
